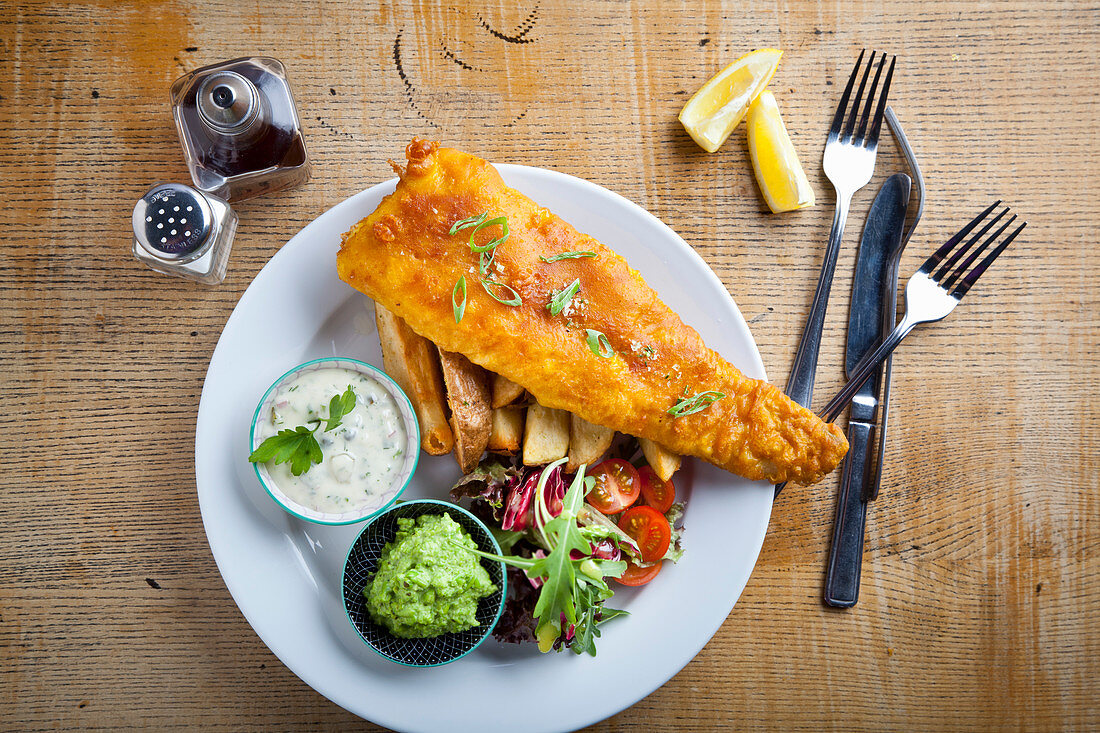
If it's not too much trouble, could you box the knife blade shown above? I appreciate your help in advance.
[824,172,910,608]
[869,107,925,502]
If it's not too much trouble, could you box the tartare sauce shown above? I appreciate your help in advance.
[257,367,408,514]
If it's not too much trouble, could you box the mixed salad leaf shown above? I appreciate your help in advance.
[451,453,685,656]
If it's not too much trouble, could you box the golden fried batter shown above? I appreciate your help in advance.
[337,139,848,485]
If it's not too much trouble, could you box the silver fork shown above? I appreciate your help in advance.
[818,202,1027,423]
[785,50,897,410]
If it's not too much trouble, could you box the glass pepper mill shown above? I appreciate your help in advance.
[170,57,310,202]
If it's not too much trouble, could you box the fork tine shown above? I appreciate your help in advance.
[933,206,1010,282]
[952,221,1026,298]
[854,53,886,142]
[943,213,1017,290]
[866,55,897,147]
[843,50,876,141]
[920,200,1001,273]
[829,49,866,138]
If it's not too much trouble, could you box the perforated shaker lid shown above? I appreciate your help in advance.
[132,183,214,260]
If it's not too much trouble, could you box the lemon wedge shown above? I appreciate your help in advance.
[747,91,815,213]
[678,48,782,153]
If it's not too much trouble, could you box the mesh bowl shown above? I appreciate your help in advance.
[342,499,507,667]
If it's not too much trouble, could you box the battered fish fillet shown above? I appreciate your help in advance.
[337,139,848,485]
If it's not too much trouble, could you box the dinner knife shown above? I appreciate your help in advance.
[824,172,910,608]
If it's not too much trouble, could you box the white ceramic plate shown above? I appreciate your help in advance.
[195,164,773,733]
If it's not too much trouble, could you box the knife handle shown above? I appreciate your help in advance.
[824,420,875,607]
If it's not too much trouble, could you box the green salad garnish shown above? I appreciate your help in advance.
[460,460,627,655]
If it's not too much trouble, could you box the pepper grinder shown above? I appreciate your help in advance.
[132,183,238,284]
[170,57,310,202]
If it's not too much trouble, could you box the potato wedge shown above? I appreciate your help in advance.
[522,403,570,466]
[374,304,453,455]
[566,414,614,473]
[437,347,492,473]
[639,437,681,481]
[488,405,525,456]
[491,373,526,408]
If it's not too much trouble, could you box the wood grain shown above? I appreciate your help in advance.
[1,0,1097,730]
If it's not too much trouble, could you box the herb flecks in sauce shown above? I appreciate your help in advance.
[253,368,408,514]
[250,385,357,475]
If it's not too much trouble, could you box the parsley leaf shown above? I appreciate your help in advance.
[250,426,323,477]
[249,387,357,476]
[324,386,358,431]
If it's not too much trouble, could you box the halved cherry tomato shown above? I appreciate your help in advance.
[615,559,662,586]
[638,466,675,514]
[587,459,640,515]
[618,505,671,562]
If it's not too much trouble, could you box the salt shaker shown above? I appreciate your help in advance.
[132,183,238,285]
[170,57,310,202]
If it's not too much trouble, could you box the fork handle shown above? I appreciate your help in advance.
[785,191,853,408]
[822,315,917,422]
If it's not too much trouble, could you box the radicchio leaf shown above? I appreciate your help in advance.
[449,460,520,523]
[543,465,566,518]
[500,463,567,531]
[589,537,621,562]
[501,470,538,531]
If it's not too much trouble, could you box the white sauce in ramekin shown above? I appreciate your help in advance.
[256,367,408,514]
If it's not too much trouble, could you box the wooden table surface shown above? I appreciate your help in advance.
[3,1,1097,730]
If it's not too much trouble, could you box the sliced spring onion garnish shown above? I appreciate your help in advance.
[452,276,467,323]
[479,248,495,276]
[481,277,522,306]
[547,278,581,316]
[468,216,509,253]
[668,390,726,417]
[451,211,510,275]
[539,250,597,263]
[448,212,489,235]
[585,329,614,358]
